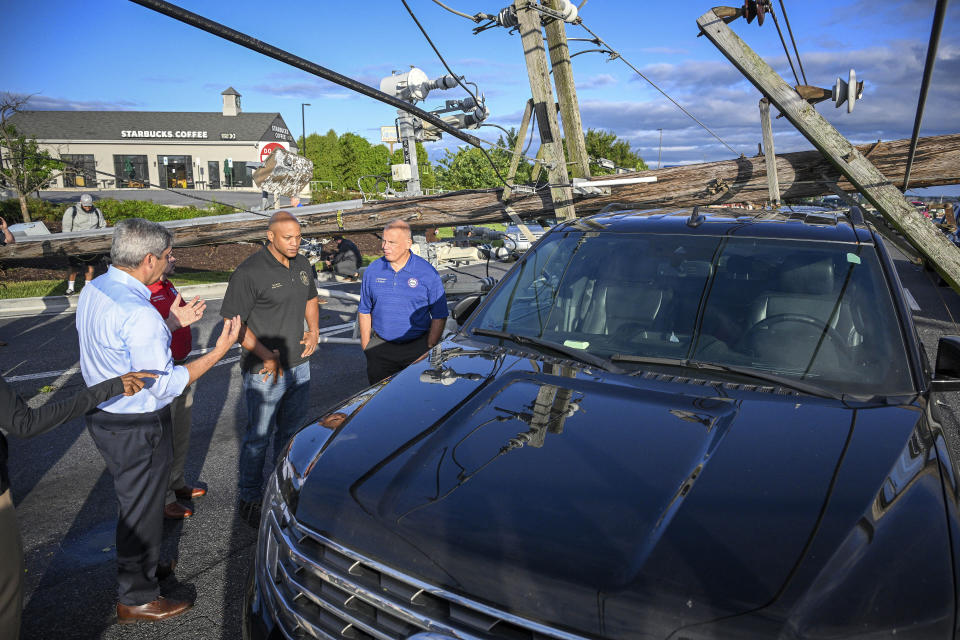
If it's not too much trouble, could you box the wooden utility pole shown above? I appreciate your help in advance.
[514,0,576,220]
[758,98,780,206]
[3,134,958,260]
[697,8,960,291]
[543,0,590,179]
[502,99,534,201]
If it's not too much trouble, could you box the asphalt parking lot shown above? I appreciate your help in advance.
[2,252,960,639]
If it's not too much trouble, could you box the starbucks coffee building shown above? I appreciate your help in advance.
[8,88,297,191]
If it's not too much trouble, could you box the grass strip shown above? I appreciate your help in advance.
[0,270,235,300]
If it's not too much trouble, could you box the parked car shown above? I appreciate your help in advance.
[244,206,960,640]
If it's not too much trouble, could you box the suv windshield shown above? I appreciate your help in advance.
[467,230,914,395]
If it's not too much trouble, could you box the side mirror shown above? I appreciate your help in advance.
[931,336,960,392]
[452,295,482,327]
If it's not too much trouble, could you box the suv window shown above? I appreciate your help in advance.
[468,231,913,395]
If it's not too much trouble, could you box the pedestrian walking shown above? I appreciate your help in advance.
[62,193,107,295]
[76,218,241,624]
[358,220,448,384]
[147,251,209,520]
[0,370,155,640]
[220,211,319,526]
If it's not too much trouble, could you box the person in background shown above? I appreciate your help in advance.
[322,235,362,280]
[0,370,156,640]
[0,217,13,246]
[76,218,241,624]
[358,220,448,384]
[147,251,209,520]
[62,193,108,295]
[220,211,319,527]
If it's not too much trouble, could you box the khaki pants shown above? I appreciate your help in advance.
[0,489,23,640]
[166,381,195,505]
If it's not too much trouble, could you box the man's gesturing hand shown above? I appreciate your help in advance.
[168,293,207,330]
[216,316,242,354]
[120,371,159,396]
[259,349,283,384]
[300,329,319,358]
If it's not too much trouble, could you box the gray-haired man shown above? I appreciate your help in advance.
[76,218,241,624]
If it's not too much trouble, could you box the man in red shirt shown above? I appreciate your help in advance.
[148,253,209,519]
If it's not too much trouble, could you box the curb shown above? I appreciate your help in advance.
[0,282,230,318]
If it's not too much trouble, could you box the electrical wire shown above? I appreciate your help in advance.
[768,10,800,86]
[778,0,807,85]
[429,0,494,23]
[575,20,740,156]
[400,0,519,188]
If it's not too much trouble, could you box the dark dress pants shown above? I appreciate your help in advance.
[364,332,430,384]
[86,405,172,606]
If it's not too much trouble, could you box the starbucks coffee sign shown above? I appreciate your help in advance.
[121,130,209,139]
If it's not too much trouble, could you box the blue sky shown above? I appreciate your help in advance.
[2,0,958,196]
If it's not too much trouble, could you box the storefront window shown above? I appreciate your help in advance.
[62,154,96,188]
[157,155,194,189]
[222,160,254,188]
[113,155,149,188]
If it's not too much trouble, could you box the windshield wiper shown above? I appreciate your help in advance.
[690,362,846,400]
[471,328,622,373]
[611,354,844,399]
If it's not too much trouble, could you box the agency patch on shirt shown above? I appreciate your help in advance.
[407,277,419,288]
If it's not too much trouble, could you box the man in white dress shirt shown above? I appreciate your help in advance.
[76,218,240,624]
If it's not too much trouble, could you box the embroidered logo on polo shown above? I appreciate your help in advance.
[407,277,419,288]
[299,271,309,286]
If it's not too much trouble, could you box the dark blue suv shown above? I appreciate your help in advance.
[245,207,960,640]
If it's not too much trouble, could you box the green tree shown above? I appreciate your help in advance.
[434,129,530,191]
[0,94,61,222]
[582,128,647,175]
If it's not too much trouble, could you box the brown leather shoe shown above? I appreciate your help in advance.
[173,485,207,500]
[163,502,193,519]
[117,596,192,623]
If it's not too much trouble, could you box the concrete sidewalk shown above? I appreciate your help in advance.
[0,282,230,318]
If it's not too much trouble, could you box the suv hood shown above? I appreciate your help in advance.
[291,342,947,637]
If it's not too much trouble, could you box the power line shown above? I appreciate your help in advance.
[429,0,495,23]
[777,0,807,85]
[574,20,741,157]
[399,0,518,188]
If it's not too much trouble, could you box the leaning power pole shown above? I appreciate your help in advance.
[514,0,577,220]
[697,7,960,291]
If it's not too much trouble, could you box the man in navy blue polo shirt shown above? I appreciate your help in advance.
[358,220,448,384]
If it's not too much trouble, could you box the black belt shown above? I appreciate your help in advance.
[372,330,427,345]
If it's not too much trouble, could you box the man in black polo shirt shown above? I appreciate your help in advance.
[220,211,319,525]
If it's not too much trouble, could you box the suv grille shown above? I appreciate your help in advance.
[258,502,587,640]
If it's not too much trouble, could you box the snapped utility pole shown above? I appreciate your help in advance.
[514,0,576,220]
[697,7,960,291]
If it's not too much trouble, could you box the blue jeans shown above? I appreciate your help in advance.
[238,361,311,502]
